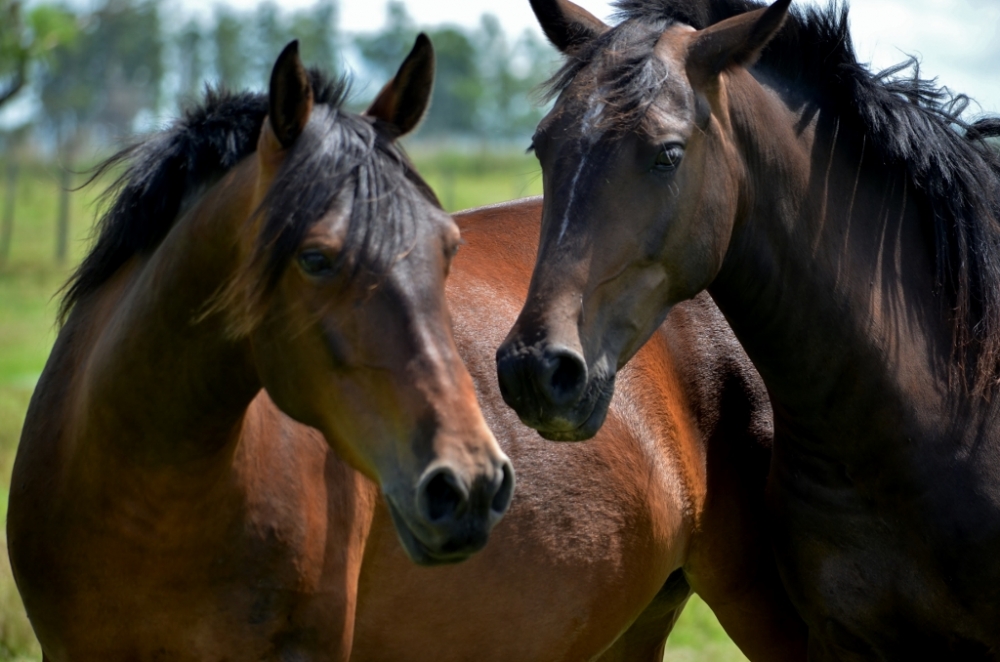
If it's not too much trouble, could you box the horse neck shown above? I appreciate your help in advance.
[77,160,262,463]
[710,71,953,441]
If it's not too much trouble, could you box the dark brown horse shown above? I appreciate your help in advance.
[8,38,513,660]
[350,196,806,661]
[498,0,1000,657]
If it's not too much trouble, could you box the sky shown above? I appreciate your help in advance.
[201,0,1000,114]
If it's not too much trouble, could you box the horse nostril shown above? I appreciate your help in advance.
[550,354,584,394]
[543,348,587,405]
[420,469,467,523]
[490,461,515,516]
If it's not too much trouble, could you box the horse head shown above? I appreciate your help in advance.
[497,0,789,440]
[228,38,514,563]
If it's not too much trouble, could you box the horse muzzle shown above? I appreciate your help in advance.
[385,458,515,566]
[495,338,615,441]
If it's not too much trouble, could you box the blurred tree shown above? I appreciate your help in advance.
[505,28,559,137]
[421,26,480,136]
[475,16,559,140]
[353,5,557,140]
[38,0,163,154]
[11,0,552,152]
[202,2,338,98]
[212,5,247,90]
[252,2,292,84]
[0,0,78,109]
[176,18,206,105]
[95,0,162,128]
[476,15,517,138]
[354,3,482,137]
[291,0,338,73]
[353,1,417,83]
[0,0,30,107]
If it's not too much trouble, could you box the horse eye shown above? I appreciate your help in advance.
[653,144,685,171]
[298,250,334,276]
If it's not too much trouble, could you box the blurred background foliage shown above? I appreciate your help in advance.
[0,0,557,157]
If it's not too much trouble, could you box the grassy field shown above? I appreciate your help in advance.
[0,148,746,661]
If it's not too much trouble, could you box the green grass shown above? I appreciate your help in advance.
[665,596,749,661]
[405,144,546,211]
[0,151,746,661]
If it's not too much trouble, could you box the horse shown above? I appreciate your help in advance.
[496,0,1000,657]
[350,196,806,662]
[8,37,514,661]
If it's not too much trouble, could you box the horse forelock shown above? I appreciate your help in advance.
[548,0,1000,394]
[543,18,682,140]
[220,106,442,335]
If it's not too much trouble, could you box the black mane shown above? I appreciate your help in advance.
[61,70,439,324]
[548,0,1000,392]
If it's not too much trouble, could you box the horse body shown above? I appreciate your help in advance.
[745,19,1000,651]
[716,60,1000,656]
[499,0,1000,657]
[352,198,805,662]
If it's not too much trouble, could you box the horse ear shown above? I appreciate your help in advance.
[365,33,435,139]
[686,0,790,88]
[529,0,608,53]
[268,40,314,148]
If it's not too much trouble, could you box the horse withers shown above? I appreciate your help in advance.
[499,0,1000,657]
[8,37,512,660]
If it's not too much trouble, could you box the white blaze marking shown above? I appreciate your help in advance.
[557,92,606,245]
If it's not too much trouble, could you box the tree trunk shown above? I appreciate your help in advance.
[0,162,17,266]
[56,168,71,264]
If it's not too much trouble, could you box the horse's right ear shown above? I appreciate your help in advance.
[267,40,314,149]
[365,33,435,139]
[529,0,609,53]
[686,0,790,88]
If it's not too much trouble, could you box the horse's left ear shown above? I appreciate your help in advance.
[365,33,435,139]
[686,0,790,88]
[529,0,609,54]
[268,40,314,148]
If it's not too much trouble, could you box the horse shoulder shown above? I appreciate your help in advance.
[655,295,807,660]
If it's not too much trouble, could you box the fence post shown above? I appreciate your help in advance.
[56,168,70,264]
[0,162,17,267]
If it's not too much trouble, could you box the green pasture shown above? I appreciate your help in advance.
[0,148,746,661]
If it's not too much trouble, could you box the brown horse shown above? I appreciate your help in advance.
[350,196,806,662]
[8,38,513,660]
[498,0,1000,658]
